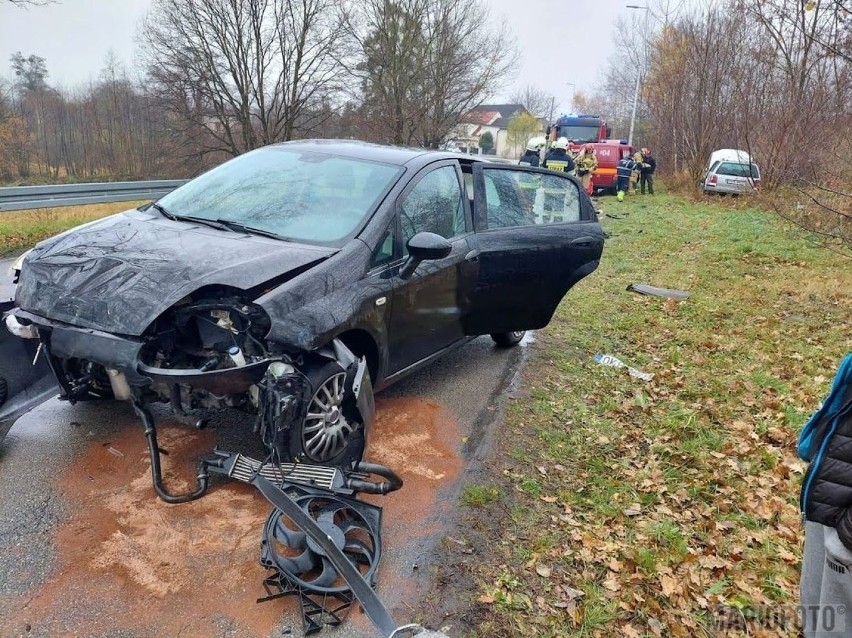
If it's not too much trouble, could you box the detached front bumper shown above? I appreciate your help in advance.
[9,308,277,397]
[0,306,60,446]
[11,308,146,384]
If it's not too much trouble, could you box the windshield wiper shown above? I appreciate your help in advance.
[213,219,292,242]
[150,204,229,232]
[151,209,289,241]
[149,202,177,220]
[170,215,234,232]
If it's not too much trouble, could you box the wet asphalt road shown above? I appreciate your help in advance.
[0,323,525,637]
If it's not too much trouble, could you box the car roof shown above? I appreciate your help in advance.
[273,139,483,168]
[709,148,754,165]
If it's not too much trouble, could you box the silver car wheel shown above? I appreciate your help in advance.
[302,372,353,463]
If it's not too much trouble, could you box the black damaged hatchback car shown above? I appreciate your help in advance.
[1,140,604,475]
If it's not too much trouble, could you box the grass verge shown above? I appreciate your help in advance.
[0,201,148,257]
[465,193,851,637]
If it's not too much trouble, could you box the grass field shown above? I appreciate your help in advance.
[0,201,147,257]
[463,193,851,637]
[2,190,850,636]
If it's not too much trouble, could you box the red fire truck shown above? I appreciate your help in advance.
[548,115,634,193]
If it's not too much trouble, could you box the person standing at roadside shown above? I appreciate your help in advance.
[519,136,545,167]
[574,144,598,196]
[799,353,852,638]
[629,150,644,194]
[615,153,637,202]
[640,147,656,194]
[543,137,575,174]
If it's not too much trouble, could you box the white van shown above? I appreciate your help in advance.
[702,149,761,195]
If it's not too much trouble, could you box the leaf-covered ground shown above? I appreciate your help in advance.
[460,193,851,637]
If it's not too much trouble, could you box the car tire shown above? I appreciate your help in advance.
[289,360,366,467]
[490,331,526,347]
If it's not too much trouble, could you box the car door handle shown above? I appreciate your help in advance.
[465,249,480,262]
[570,236,597,247]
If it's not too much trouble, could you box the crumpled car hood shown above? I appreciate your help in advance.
[15,209,336,336]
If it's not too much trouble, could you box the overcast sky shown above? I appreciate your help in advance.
[0,0,643,113]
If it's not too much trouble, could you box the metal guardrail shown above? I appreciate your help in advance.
[0,180,189,212]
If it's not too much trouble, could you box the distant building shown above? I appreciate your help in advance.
[446,104,542,158]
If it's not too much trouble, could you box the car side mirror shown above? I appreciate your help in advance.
[399,232,452,279]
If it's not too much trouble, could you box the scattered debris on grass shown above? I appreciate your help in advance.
[627,283,691,300]
[594,353,654,382]
[458,193,851,638]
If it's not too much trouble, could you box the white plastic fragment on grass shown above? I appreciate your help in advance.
[594,353,654,381]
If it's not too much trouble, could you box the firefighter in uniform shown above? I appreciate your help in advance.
[541,138,575,221]
[574,144,598,196]
[616,154,638,202]
[519,136,545,167]
[543,137,575,173]
[630,150,644,194]
[518,136,545,211]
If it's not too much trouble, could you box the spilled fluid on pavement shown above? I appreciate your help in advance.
[0,396,462,638]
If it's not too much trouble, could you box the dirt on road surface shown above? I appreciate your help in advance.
[0,397,465,638]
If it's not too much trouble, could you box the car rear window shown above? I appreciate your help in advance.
[157,147,403,245]
[716,162,760,178]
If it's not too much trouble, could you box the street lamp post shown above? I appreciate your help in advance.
[626,4,650,147]
[565,82,576,112]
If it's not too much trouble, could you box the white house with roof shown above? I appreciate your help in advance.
[446,104,542,158]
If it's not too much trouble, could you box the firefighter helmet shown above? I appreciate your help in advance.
[553,137,569,151]
[526,136,546,151]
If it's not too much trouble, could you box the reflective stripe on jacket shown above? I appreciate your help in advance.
[616,157,637,178]
[544,150,575,173]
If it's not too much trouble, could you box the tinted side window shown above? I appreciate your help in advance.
[399,166,465,254]
[482,169,581,229]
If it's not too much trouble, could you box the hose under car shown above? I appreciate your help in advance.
[132,400,215,504]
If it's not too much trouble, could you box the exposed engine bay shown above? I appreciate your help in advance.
[4,288,417,635]
[139,290,273,400]
[7,286,371,472]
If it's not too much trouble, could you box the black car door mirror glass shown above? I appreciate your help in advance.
[483,169,581,229]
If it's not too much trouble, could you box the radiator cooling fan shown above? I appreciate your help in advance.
[261,492,382,595]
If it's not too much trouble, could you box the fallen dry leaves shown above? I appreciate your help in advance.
[467,195,852,637]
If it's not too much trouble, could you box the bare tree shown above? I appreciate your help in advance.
[616,0,851,246]
[2,50,175,182]
[352,0,430,144]
[4,0,56,6]
[141,0,349,162]
[10,52,48,92]
[509,85,557,118]
[350,0,517,147]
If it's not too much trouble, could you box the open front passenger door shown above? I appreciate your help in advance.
[462,164,604,336]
